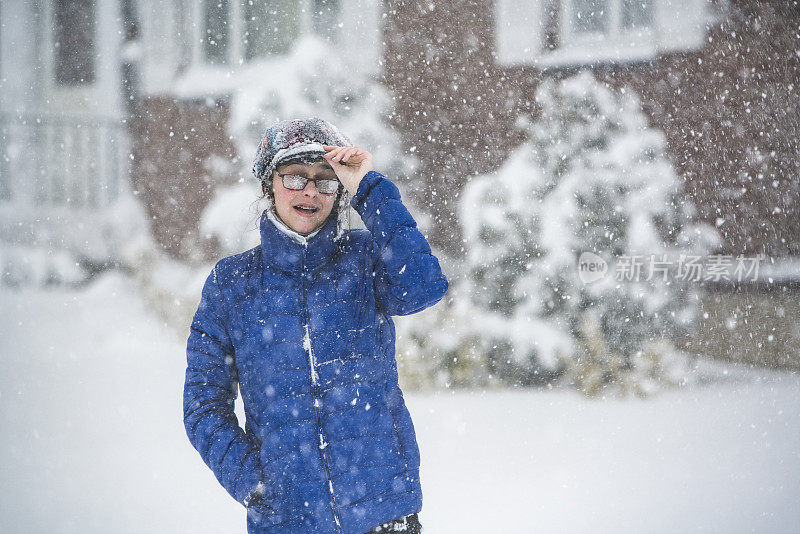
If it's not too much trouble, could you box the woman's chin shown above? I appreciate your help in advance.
[276,204,333,235]
[288,216,323,235]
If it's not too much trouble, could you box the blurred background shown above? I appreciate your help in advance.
[1,0,798,532]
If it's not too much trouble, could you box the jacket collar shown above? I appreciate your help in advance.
[259,207,340,273]
[266,208,322,245]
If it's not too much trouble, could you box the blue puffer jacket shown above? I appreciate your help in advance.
[183,171,448,533]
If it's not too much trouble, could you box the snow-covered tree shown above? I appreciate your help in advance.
[459,71,719,395]
[394,275,502,391]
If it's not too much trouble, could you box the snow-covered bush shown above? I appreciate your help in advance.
[0,193,150,288]
[394,278,502,390]
[459,71,719,395]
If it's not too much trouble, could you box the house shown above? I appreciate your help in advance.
[2,0,794,371]
[382,0,798,261]
[381,0,799,371]
[0,0,141,285]
[0,0,385,280]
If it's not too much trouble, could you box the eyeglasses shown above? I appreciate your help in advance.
[277,173,341,195]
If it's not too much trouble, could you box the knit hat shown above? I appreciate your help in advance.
[252,117,351,184]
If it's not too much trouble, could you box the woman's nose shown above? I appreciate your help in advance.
[302,180,320,195]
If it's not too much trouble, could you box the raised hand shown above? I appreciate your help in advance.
[322,145,373,197]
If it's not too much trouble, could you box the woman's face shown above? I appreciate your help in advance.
[272,160,338,235]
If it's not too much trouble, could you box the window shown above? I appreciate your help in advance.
[572,0,609,34]
[496,0,706,67]
[204,0,230,65]
[621,0,654,29]
[175,0,192,71]
[244,0,301,60]
[121,0,140,41]
[571,0,654,35]
[204,0,231,64]
[54,0,96,85]
[311,0,340,41]
[546,0,657,64]
[568,0,653,38]
[199,1,338,66]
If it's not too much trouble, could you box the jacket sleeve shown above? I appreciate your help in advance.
[350,170,449,316]
[183,265,265,507]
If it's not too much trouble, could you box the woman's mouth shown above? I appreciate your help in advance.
[293,204,319,217]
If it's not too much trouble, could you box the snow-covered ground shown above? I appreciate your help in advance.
[1,273,798,533]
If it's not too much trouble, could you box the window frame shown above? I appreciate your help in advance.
[541,0,657,67]
[192,0,339,67]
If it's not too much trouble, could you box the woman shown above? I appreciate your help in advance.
[183,117,448,534]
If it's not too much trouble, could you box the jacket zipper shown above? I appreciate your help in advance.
[300,255,343,533]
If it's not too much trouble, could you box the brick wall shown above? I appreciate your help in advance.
[130,97,237,260]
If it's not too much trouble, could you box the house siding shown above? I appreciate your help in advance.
[130,96,237,260]
[383,0,799,259]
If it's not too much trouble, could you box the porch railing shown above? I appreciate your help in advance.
[0,112,129,210]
